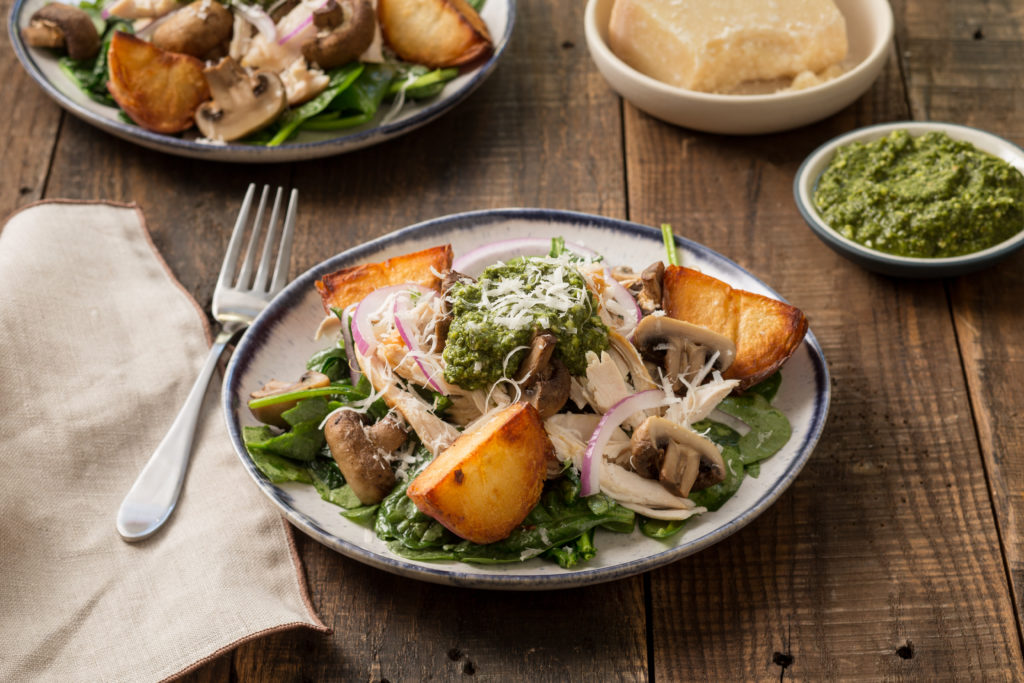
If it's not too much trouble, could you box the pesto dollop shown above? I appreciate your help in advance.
[814,130,1024,257]
[442,256,610,390]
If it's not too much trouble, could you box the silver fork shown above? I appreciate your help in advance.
[116,184,298,542]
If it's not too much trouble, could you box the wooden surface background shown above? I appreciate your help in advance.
[3,0,1023,679]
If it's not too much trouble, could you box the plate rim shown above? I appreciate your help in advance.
[7,0,515,163]
[222,208,831,589]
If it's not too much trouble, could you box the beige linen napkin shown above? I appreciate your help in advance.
[0,201,328,682]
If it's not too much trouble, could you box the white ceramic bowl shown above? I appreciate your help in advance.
[583,0,894,135]
[794,121,1024,278]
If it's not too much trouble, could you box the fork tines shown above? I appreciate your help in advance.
[220,184,298,293]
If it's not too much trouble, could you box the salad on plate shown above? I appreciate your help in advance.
[242,233,808,568]
[20,0,492,144]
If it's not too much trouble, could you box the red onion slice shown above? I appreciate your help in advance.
[581,389,670,497]
[233,2,277,42]
[351,283,429,356]
[392,292,447,394]
[276,0,328,46]
[451,238,598,275]
[602,267,642,337]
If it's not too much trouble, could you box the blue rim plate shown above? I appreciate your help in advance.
[8,0,514,163]
[222,209,830,589]
[794,121,1024,277]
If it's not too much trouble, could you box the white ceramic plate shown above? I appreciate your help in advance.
[8,0,513,162]
[223,209,830,589]
[584,0,893,135]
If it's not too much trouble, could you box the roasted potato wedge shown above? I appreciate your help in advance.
[377,0,493,68]
[106,31,210,134]
[661,266,807,390]
[315,244,453,313]
[407,402,551,544]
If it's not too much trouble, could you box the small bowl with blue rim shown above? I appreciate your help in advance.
[793,121,1024,277]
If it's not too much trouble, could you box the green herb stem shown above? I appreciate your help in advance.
[661,223,680,266]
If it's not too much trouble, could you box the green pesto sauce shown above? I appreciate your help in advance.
[813,130,1024,257]
[442,258,610,390]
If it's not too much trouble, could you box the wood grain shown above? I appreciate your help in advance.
[624,0,1024,677]
[0,0,63,218]
[7,0,1024,679]
[902,0,1024,649]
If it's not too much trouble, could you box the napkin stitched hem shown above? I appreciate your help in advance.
[1,199,331,681]
[165,515,331,681]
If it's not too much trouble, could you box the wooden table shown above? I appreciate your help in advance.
[5,1,1023,679]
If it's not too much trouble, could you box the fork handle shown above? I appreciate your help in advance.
[116,329,235,541]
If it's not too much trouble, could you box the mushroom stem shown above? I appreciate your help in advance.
[324,410,400,505]
[627,416,725,497]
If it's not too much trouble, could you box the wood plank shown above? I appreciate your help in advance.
[621,2,1024,677]
[1,0,63,218]
[909,0,1024,643]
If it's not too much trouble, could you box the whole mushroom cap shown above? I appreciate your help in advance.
[301,0,376,70]
[195,57,287,142]
[22,3,101,60]
[633,315,736,391]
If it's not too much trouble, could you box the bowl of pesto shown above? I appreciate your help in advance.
[794,121,1024,277]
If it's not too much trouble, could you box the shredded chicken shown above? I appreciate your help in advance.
[354,346,458,457]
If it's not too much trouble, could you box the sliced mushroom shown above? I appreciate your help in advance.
[366,412,408,452]
[324,410,396,505]
[433,269,469,350]
[626,416,725,497]
[195,57,287,141]
[514,332,556,385]
[22,4,100,60]
[514,332,570,419]
[151,0,233,59]
[633,315,736,393]
[636,261,664,315]
[301,0,375,69]
[249,370,331,428]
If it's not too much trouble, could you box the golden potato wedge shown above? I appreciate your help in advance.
[407,402,551,544]
[315,244,453,313]
[661,266,807,390]
[378,0,493,68]
[106,31,210,134]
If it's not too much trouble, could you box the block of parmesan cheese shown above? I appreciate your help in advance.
[607,0,848,93]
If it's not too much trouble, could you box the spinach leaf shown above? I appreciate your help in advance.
[266,63,364,146]
[307,343,350,382]
[243,427,313,484]
[746,371,782,402]
[246,420,323,462]
[687,444,745,511]
[717,393,791,465]
[58,21,132,107]
[326,63,396,115]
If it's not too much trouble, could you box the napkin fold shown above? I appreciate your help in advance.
[0,201,328,682]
